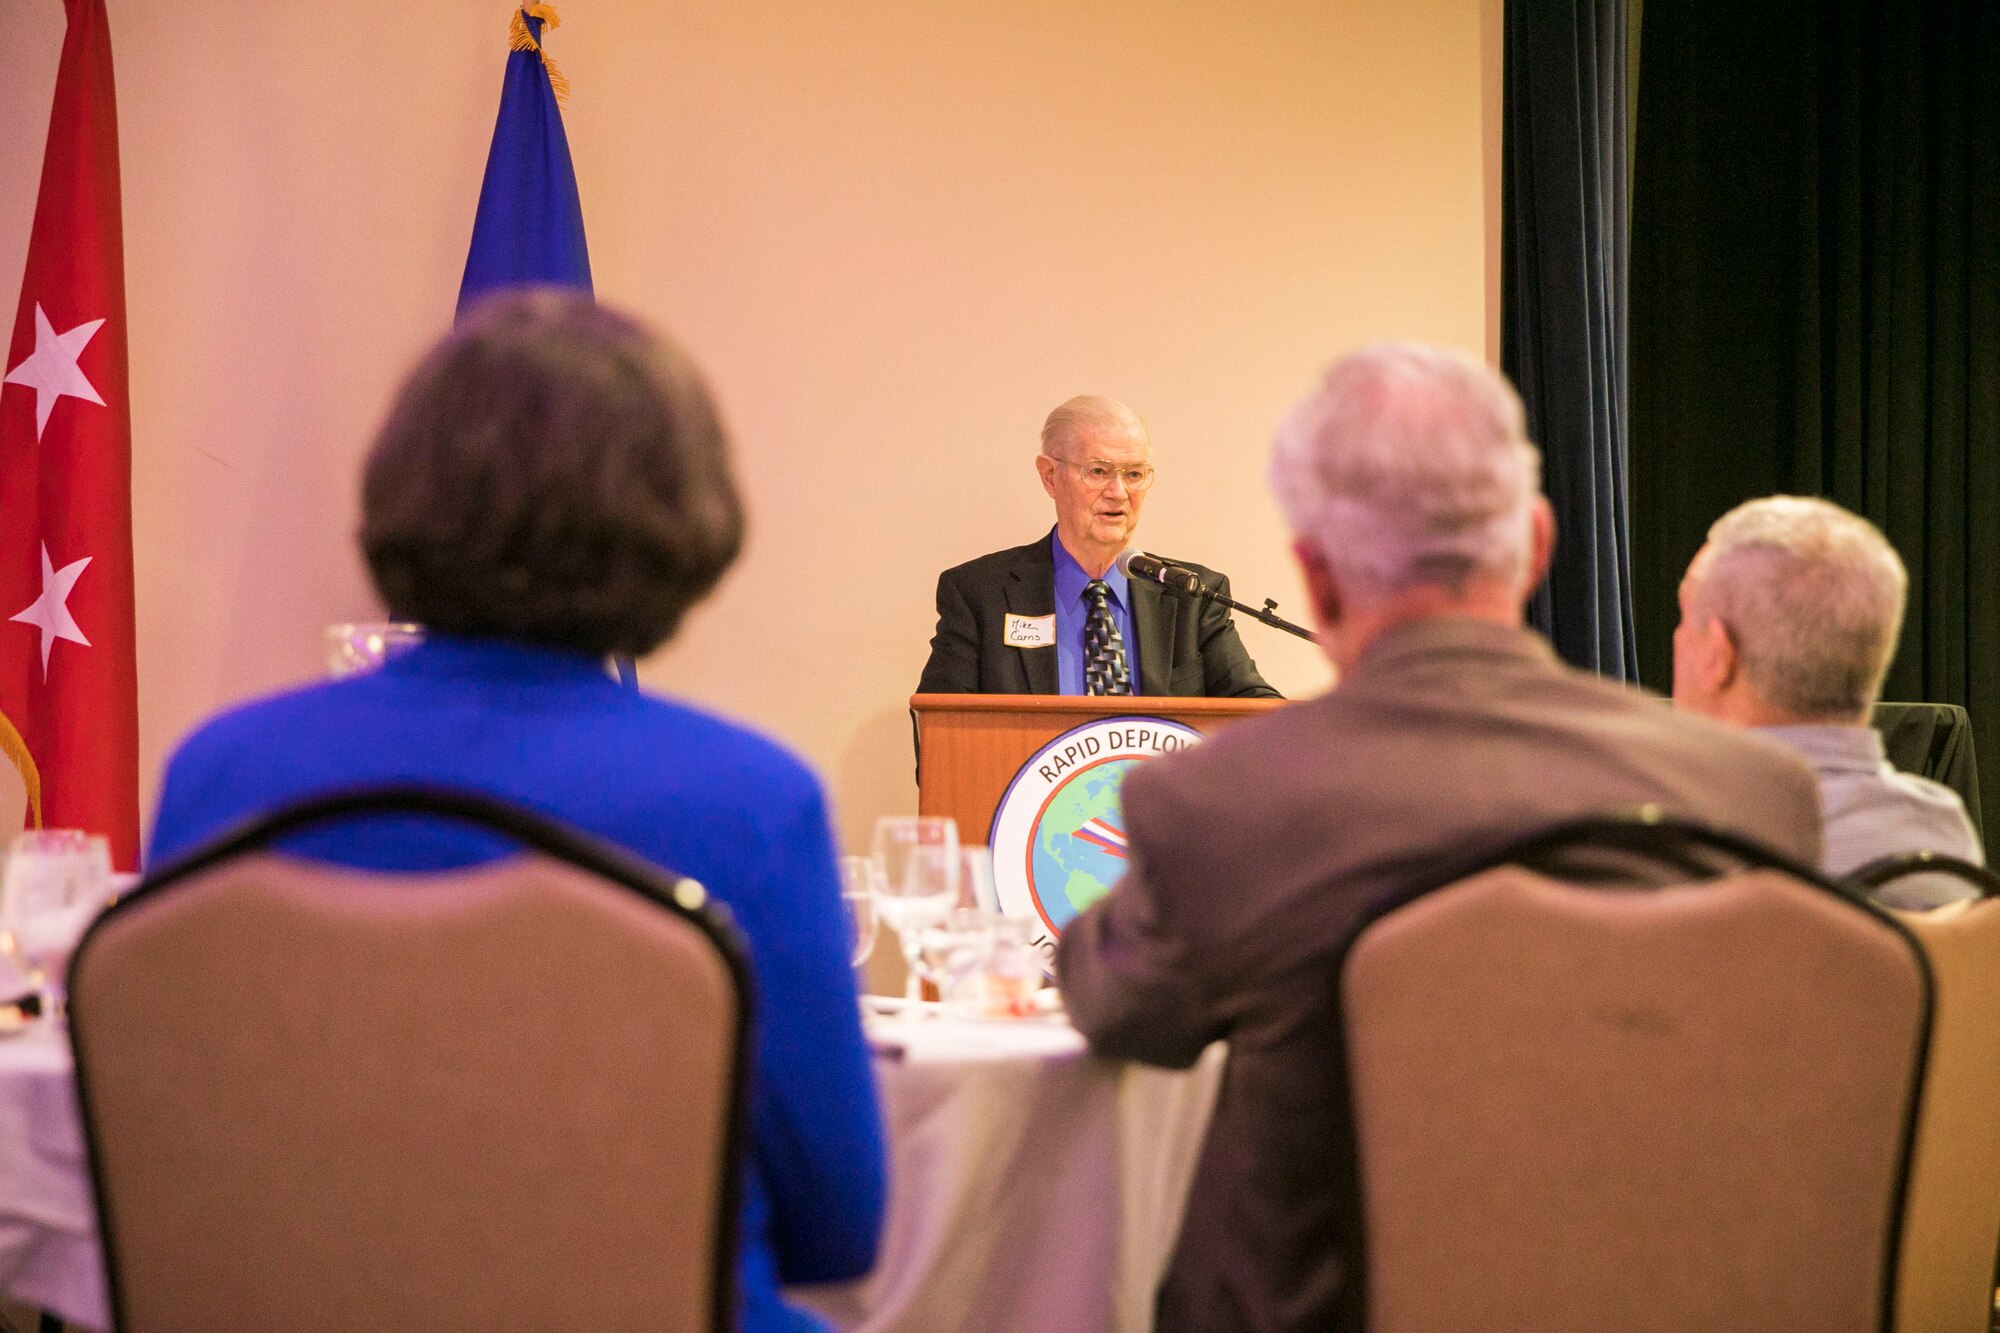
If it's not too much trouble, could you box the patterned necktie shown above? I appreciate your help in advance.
[1083,579,1132,696]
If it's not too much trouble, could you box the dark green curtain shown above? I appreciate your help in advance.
[1503,0,1640,680]
[1631,0,2000,842]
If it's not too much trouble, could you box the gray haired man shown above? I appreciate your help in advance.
[1056,342,1822,1333]
[917,394,1276,698]
[1673,496,1983,907]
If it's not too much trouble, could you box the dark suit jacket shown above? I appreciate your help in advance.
[1055,617,1823,1333]
[916,534,1279,697]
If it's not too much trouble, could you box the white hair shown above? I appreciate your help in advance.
[1691,496,1908,721]
[1041,395,1149,458]
[1268,342,1542,598]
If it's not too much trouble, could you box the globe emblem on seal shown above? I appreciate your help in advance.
[988,716,1204,968]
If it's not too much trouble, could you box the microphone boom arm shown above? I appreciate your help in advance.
[1173,579,1316,642]
[1117,549,1315,642]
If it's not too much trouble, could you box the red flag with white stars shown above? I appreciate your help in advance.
[0,0,138,869]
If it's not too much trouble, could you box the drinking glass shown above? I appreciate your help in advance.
[324,622,424,679]
[960,844,999,913]
[871,816,959,1007]
[909,905,1002,1018]
[944,915,1044,1017]
[838,855,881,967]
[0,829,113,1020]
[924,907,997,1012]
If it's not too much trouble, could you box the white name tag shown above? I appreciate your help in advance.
[1004,613,1056,648]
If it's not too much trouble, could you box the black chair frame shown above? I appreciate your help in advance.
[69,783,756,1333]
[1848,847,2000,1329]
[1849,850,2000,901]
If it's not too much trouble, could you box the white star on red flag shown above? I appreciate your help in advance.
[9,543,93,679]
[3,303,106,440]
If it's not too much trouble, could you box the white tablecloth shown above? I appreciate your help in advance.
[791,1016,1226,1333]
[0,1024,108,1331]
[0,1014,1222,1333]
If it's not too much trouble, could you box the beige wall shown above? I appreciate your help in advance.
[2,0,1496,856]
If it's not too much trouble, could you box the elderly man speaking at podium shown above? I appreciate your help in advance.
[917,395,1279,698]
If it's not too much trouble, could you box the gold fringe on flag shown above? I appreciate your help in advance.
[508,4,570,105]
[0,707,42,832]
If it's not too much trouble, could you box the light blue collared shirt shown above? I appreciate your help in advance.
[1051,529,1138,695]
[1757,723,1983,910]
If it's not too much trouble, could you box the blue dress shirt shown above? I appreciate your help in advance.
[1051,529,1138,695]
[147,635,886,1333]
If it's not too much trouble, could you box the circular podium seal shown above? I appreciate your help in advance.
[987,715,1204,967]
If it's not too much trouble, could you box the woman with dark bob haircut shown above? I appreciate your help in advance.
[148,290,887,1332]
[360,291,743,656]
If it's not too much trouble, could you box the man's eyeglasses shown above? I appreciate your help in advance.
[1048,457,1157,492]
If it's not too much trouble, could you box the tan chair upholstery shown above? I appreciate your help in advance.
[1888,894,2000,1331]
[69,813,747,1333]
[1343,863,1928,1333]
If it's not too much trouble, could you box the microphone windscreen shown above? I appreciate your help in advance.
[1116,549,1162,579]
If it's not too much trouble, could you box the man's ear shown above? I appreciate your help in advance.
[1523,496,1555,593]
[1293,538,1341,629]
[1704,616,1741,693]
[1036,454,1059,500]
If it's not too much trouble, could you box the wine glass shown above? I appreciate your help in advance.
[838,855,881,968]
[871,816,960,1008]
[324,622,424,678]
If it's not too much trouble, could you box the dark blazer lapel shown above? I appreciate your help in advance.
[1004,535,1059,695]
[1130,578,1175,695]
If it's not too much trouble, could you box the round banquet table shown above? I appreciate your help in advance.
[0,1012,1222,1333]
[0,1022,108,1331]
[790,1014,1226,1333]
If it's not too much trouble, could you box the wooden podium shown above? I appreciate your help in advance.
[911,693,1286,849]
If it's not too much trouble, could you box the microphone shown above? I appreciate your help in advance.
[1116,548,1316,641]
[1115,549,1206,594]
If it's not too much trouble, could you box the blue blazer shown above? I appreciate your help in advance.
[148,635,886,1333]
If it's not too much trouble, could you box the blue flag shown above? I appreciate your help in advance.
[457,5,591,317]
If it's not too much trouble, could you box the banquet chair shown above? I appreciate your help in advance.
[1849,853,2000,1333]
[1340,812,1931,1333]
[66,786,752,1333]
[1872,701,1983,843]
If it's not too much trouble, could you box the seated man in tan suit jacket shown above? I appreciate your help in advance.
[1056,343,1824,1333]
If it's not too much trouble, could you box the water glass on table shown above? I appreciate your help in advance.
[944,915,1046,1018]
[871,816,960,1008]
[960,844,998,912]
[921,907,1000,1010]
[838,854,882,967]
[1,828,115,1020]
